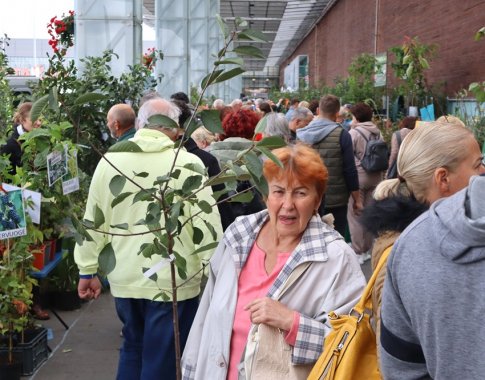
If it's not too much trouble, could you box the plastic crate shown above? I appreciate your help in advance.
[0,328,50,376]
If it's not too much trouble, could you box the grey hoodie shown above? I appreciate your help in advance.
[380,175,485,380]
[296,117,340,144]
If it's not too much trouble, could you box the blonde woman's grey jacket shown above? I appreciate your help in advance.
[182,210,366,380]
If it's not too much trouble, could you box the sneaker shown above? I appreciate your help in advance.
[357,252,371,265]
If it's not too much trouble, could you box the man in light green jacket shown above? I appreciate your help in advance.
[74,98,222,380]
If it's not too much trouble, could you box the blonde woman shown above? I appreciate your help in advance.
[1,102,42,171]
[360,121,485,366]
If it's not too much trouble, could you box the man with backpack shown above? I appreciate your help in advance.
[297,95,362,237]
[348,103,388,264]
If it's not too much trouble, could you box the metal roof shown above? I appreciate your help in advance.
[143,0,337,72]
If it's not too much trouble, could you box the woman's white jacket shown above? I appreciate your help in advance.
[182,210,366,380]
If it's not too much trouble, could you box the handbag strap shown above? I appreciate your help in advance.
[353,245,393,314]
[273,261,311,301]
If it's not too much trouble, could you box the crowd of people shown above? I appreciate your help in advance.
[1,92,484,379]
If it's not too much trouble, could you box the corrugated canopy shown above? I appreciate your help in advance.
[143,0,336,72]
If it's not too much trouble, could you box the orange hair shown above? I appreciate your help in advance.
[263,143,328,200]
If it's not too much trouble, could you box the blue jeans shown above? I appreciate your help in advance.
[114,296,199,380]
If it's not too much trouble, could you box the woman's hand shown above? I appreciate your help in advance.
[245,297,294,331]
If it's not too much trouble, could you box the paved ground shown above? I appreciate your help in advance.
[26,260,371,379]
[28,292,121,380]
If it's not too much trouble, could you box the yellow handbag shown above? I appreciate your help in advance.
[307,246,392,380]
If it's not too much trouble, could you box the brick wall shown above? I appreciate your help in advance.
[280,0,485,97]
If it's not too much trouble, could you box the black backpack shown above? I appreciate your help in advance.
[355,128,389,173]
[386,130,403,179]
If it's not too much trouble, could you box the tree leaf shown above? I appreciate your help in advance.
[213,67,245,84]
[257,146,283,168]
[229,190,254,203]
[193,227,204,245]
[109,175,126,196]
[199,109,224,134]
[254,115,268,134]
[198,200,213,214]
[30,95,49,123]
[233,45,265,59]
[98,243,116,274]
[215,14,229,39]
[48,86,59,112]
[256,136,286,149]
[249,170,268,197]
[191,241,219,256]
[201,69,224,89]
[111,192,132,208]
[143,267,158,282]
[214,57,244,66]
[238,29,268,43]
[134,171,149,178]
[205,174,237,186]
[183,117,200,138]
[203,220,218,241]
[110,223,129,230]
[108,141,143,153]
[148,114,179,129]
[93,204,105,229]
[133,189,156,203]
[245,151,263,179]
[183,163,206,176]
[74,92,106,106]
[182,175,203,194]
[474,27,485,41]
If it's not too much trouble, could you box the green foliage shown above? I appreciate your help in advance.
[0,34,14,138]
[389,36,436,106]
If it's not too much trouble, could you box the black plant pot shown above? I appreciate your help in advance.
[0,356,22,380]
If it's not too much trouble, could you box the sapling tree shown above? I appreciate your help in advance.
[30,16,285,380]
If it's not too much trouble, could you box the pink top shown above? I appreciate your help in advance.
[226,243,300,380]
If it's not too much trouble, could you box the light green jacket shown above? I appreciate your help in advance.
[74,129,223,301]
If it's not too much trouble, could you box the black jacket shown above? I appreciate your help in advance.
[0,128,22,172]
[183,137,235,231]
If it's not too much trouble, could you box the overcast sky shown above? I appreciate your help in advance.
[0,0,154,41]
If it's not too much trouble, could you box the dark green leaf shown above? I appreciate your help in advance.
[192,241,219,256]
[232,164,251,181]
[193,227,204,244]
[171,169,181,179]
[93,205,105,229]
[177,266,188,280]
[134,171,149,178]
[214,67,245,84]
[233,45,265,59]
[256,136,287,149]
[139,243,157,258]
[154,291,170,301]
[203,220,218,241]
[238,29,268,43]
[201,70,224,89]
[198,200,213,214]
[205,174,237,186]
[98,243,116,274]
[148,114,179,129]
[214,57,244,66]
[109,175,126,196]
[143,267,158,282]
[108,141,143,153]
[182,175,203,194]
[111,192,132,208]
[74,92,107,106]
[249,170,269,197]
[257,146,283,168]
[30,95,49,123]
[83,219,94,229]
[110,223,129,230]
[245,151,263,179]
[133,189,156,203]
[199,109,224,134]
[154,175,170,185]
[229,190,254,203]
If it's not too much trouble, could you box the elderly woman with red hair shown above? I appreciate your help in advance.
[182,144,366,380]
